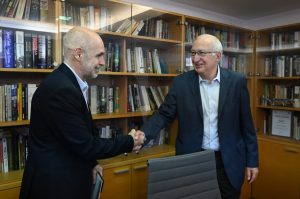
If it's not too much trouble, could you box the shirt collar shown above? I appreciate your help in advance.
[199,65,221,83]
[64,63,88,92]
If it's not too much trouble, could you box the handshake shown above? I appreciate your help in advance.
[128,129,146,153]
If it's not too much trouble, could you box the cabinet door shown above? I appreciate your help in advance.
[253,138,300,199]
[132,162,148,199]
[101,165,131,199]
[0,187,20,199]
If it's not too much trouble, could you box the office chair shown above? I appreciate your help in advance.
[147,150,221,199]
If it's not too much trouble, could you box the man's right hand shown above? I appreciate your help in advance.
[128,129,145,152]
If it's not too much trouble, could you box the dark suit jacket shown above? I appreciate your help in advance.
[141,68,258,190]
[20,64,134,199]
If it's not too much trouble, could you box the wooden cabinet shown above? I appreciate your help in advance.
[253,136,300,199]
[100,145,174,199]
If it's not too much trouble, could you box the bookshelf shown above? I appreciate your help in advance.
[253,24,300,198]
[0,0,258,199]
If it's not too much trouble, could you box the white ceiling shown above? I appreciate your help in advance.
[169,0,300,20]
[125,0,300,30]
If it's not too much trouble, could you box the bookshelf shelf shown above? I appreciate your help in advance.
[0,17,57,33]
[0,68,54,73]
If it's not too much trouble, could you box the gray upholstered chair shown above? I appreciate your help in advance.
[147,150,221,199]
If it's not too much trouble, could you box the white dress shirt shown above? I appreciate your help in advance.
[65,63,89,106]
[199,66,220,151]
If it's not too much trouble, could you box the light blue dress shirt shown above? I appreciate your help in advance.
[199,66,220,151]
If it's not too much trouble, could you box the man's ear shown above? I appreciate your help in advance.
[74,48,82,60]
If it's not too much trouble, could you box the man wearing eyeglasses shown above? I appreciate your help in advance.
[139,34,259,199]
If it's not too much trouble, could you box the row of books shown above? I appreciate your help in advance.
[89,86,119,115]
[96,125,122,139]
[60,1,170,39]
[0,127,29,173]
[0,83,37,122]
[269,31,300,50]
[0,0,49,21]
[264,55,300,77]
[261,84,300,107]
[128,84,169,112]
[185,23,246,49]
[221,54,247,75]
[126,47,167,74]
[263,110,300,140]
[102,43,120,72]
[116,18,169,39]
[0,29,53,69]
[61,2,112,31]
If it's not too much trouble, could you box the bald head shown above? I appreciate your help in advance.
[63,27,104,60]
[63,27,105,81]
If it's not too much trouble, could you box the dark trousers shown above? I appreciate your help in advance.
[215,151,241,199]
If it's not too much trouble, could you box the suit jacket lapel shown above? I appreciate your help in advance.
[188,71,203,120]
[218,68,232,118]
[59,64,94,131]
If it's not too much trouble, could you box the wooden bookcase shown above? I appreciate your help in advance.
[253,24,300,198]
[0,0,272,199]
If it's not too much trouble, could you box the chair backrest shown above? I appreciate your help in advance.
[147,150,221,199]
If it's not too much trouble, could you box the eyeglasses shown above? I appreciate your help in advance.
[190,50,217,57]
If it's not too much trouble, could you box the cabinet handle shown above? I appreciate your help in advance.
[133,164,147,171]
[114,168,130,175]
[284,147,299,154]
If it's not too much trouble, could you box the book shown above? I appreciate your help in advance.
[31,33,38,68]
[40,0,48,22]
[46,34,53,68]
[23,0,31,20]
[29,0,40,21]
[14,30,25,68]
[37,34,46,68]
[3,30,14,68]
[0,29,3,68]
[15,0,26,19]
[24,32,32,68]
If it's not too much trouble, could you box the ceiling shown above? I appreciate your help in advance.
[168,0,300,20]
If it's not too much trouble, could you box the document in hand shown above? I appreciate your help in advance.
[91,172,104,199]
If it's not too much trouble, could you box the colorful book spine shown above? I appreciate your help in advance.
[3,30,14,68]
[0,29,3,68]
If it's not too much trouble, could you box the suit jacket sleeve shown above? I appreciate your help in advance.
[240,76,259,167]
[141,77,179,141]
[47,86,133,160]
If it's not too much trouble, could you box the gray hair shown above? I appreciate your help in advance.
[197,34,223,52]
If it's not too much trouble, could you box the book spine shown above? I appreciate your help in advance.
[39,0,48,22]
[23,0,31,20]
[24,32,32,68]
[31,33,38,68]
[14,30,25,68]
[46,34,53,68]
[37,34,46,68]
[0,29,3,68]
[3,30,14,68]
[29,0,40,21]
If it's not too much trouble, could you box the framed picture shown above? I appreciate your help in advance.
[271,110,292,137]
